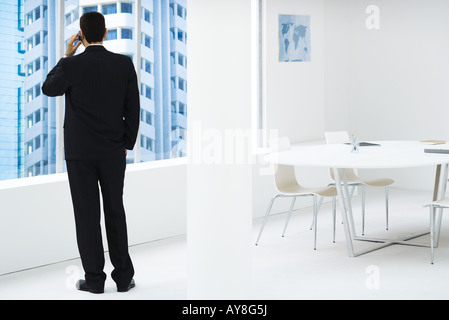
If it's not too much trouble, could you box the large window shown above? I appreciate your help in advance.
[0,0,187,182]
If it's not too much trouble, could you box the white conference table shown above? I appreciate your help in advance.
[268,140,449,258]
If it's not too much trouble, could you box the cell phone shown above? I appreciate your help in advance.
[74,31,81,45]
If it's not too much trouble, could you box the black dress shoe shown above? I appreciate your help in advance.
[75,279,104,294]
[117,279,135,292]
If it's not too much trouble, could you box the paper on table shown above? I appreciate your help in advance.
[420,140,446,145]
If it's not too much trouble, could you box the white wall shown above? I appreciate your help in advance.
[252,0,332,220]
[324,0,449,191]
[0,162,186,275]
[265,0,326,143]
[324,0,351,132]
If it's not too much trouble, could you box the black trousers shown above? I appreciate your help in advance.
[66,154,134,291]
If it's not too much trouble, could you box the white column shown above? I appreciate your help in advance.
[187,0,253,299]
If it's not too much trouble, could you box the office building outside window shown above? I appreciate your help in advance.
[0,1,25,180]
[0,0,187,182]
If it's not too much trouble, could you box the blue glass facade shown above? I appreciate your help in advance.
[0,1,25,180]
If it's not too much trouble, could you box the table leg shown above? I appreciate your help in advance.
[332,167,355,257]
[435,164,448,248]
[432,165,441,202]
[331,164,449,258]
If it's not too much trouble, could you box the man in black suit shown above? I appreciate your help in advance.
[42,12,140,294]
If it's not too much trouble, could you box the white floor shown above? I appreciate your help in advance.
[1,188,449,300]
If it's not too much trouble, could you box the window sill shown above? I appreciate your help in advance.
[0,157,188,191]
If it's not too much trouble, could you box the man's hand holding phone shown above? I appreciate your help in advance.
[65,32,82,57]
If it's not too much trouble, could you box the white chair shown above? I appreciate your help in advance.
[255,137,338,250]
[325,131,395,235]
[428,198,449,264]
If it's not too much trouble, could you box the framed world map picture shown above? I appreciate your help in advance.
[279,14,311,62]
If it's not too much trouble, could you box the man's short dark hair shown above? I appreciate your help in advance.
[80,11,105,43]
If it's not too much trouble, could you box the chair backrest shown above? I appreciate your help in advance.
[324,131,358,180]
[269,137,298,192]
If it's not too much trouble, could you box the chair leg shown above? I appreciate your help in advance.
[282,196,297,237]
[361,185,366,235]
[435,207,444,248]
[310,197,324,230]
[332,197,337,243]
[255,195,278,246]
[313,195,318,250]
[385,186,389,231]
[430,205,436,264]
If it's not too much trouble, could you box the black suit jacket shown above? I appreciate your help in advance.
[42,45,140,160]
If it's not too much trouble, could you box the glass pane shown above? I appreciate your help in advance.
[177,5,184,18]
[146,112,152,125]
[102,4,117,15]
[121,3,132,14]
[34,84,41,97]
[35,32,41,46]
[27,63,33,75]
[179,103,186,115]
[26,13,33,25]
[35,58,41,71]
[144,9,151,23]
[83,6,98,14]
[35,136,41,149]
[145,86,152,100]
[121,28,132,40]
[105,29,117,41]
[145,60,151,74]
[35,110,41,123]
[144,34,151,48]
